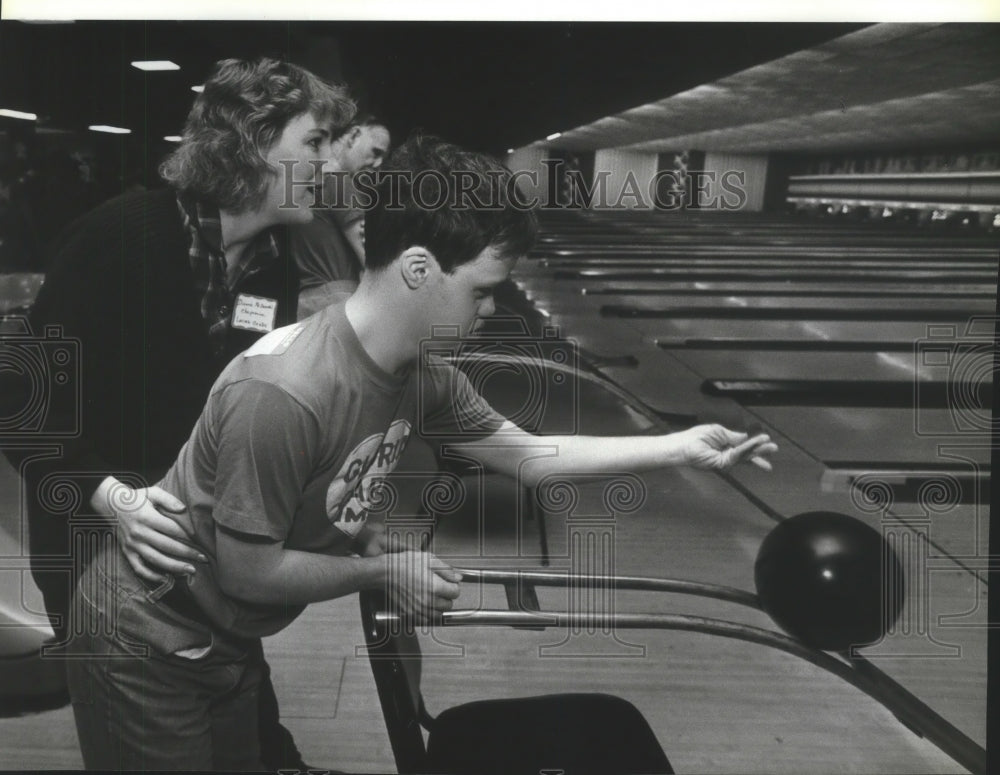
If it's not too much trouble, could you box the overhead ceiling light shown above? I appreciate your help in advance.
[506,148,515,154]
[191,85,205,93]
[0,108,38,121]
[89,125,131,135]
[546,132,562,141]
[163,135,182,142]
[132,60,180,71]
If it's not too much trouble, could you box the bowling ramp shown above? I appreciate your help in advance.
[0,455,66,714]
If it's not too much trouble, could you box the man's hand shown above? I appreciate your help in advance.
[676,425,778,472]
[385,550,462,624]
[90,476,206,583]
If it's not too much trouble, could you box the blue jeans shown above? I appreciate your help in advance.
[66,541,265,771]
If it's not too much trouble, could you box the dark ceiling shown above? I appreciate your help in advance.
[341,22,866,152]
[0,20,865,155]
[549,23,1000,153]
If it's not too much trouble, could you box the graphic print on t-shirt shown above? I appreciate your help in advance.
[326,419,411,536]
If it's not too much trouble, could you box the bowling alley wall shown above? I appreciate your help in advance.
[505,142,1000,229]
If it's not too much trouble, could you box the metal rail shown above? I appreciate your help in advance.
[458,567,761,608]
[376,568,986,775]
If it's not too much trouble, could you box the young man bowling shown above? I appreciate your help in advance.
[66,135,776,770]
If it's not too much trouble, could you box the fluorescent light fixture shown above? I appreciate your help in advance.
[546,132,562,141]
[89,125,131,135]
[191,85,205,93]
[163,135,182,142]
[131,60,180,71]
[0,108,37,121]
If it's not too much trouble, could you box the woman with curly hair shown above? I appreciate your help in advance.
[9,56,354,770]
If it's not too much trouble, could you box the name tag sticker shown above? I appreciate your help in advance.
[232,294,278,333]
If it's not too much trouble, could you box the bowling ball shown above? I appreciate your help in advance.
[754,511,904,652]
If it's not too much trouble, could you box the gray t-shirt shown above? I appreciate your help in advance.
[159,302,505,638]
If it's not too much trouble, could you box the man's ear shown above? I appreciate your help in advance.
[400,247,434,289]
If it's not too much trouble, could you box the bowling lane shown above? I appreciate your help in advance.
[531,223,998,247]
[654,348,992,411]
[533,238,997,253]
[531,312,751,423]
[547,266,997,283]
[519,309,992,465]
[510,266,997,299]
[520,287,990,316]
[573,281,996,299]
[603,299,993,606]
[644,318,958,348]
[530,234,999,252]
[512,288,986,346]
[599,295,991,318]
[576,326,993,472]
[536,254,994,269]
[747,406,991,468]
[573,320,993,566]
[660,349,932,384]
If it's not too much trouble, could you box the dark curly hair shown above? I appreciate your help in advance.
[160,58,355,212]
[364,135,537,273]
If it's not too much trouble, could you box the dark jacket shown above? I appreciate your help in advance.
[2,187,299,539]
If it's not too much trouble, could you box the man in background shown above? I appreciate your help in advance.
[292,115,391,318]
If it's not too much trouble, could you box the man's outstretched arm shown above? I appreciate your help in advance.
[448,421,778,488]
